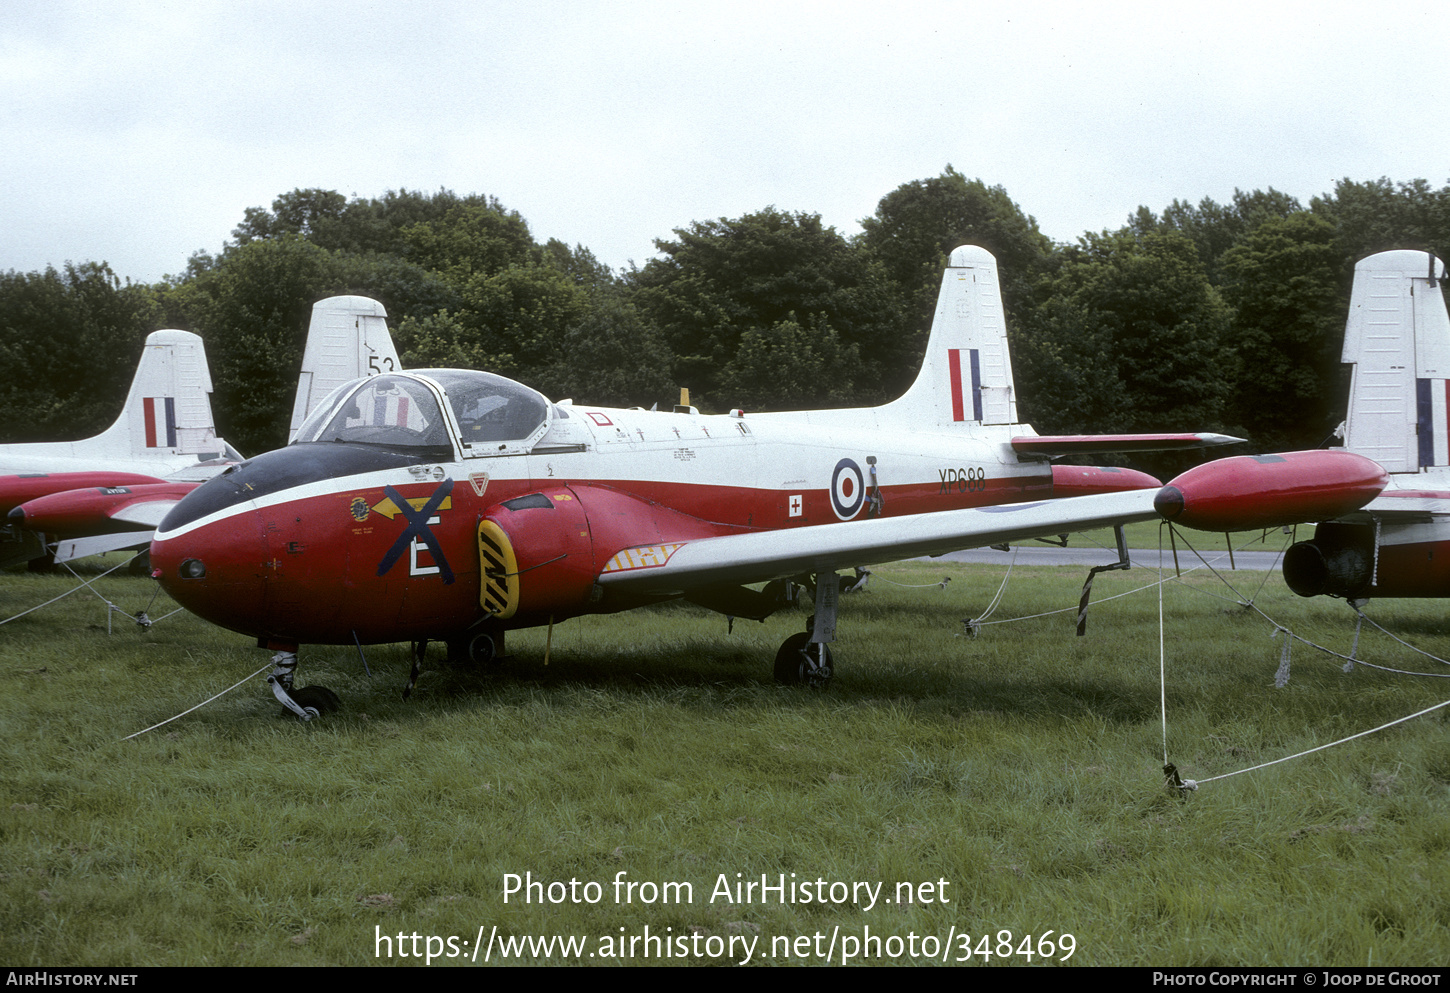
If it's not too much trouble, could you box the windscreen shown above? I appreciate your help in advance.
[293,374,450,449]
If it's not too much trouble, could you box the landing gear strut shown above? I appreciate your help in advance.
[773,572,840,689]
[267,650,341,720]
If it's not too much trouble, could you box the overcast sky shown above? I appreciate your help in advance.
[3,1,1447,285]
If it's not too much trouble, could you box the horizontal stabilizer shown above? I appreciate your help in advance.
[1012,433,1243,459]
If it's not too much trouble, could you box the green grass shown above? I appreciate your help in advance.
[1,557,1447,966]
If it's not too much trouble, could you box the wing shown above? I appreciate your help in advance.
[53,532,154,563]
[596,490,1159,595]
[110,497,186,528]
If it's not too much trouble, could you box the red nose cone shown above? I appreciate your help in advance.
[150,515,271,638]
[1158,451,1388,532]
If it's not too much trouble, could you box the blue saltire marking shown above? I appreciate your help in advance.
[376,479,455,584]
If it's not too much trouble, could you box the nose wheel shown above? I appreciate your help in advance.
[287,685,342,718]
[267,650,341,720]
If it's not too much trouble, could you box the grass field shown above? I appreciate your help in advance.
[1,553,1447,967]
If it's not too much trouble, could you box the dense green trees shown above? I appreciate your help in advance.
[1218,212,1345,450]
[5,173,1450,458]
[630,208,904,409]
[859,166,1053,335]
[1014,230,1232,436]
[0,263,159,442]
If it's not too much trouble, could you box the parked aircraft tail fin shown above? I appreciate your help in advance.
[289,295,401,442]
[85,329,228,461]
[1341,250,1450,472]
[880,245,1018,427]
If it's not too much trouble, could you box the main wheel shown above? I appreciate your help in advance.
[468,633,499,665]
[288,685,342,719]
[773,633,833,689]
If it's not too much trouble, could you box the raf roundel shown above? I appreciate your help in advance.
[830,458,866,520]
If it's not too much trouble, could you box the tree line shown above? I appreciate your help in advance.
[4,171,1449,467]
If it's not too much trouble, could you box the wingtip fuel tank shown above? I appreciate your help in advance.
[1155,450,1388,532]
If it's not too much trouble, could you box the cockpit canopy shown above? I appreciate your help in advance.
[292,369,551,456]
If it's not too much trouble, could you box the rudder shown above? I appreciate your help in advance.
[1341,250,1450,472]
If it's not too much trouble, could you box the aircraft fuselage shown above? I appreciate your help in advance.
[152,389,1057,648]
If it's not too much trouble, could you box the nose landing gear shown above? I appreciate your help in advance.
[267,650,341,720]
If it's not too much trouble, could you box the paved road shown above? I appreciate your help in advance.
[918,546,1284,571]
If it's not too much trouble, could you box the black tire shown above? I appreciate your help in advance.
[288,685,342,718]
[468,633,499,665]
[773,633,833,688]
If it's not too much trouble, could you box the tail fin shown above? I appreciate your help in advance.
[288,295,401,442]
[86,329,227,460]
[1341,250,1450,472]
[880,245,1019,427]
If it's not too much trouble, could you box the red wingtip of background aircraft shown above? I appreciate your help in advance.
[1154,450,1389,532]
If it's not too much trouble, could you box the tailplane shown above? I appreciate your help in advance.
[1340,250,1450,472]
[288,295,402,442]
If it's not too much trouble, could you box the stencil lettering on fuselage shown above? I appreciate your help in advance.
[939,466,988,495]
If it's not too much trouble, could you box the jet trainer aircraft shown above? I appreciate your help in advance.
[1160,250,1450,601]
[0,329,240,568]
[147,245,1270,718]
[1,296,402,568]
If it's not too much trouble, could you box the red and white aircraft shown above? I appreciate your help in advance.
[0,329,239,568]
[148,245,1267,718]
[1,296,401,568]
[1164,250,1450,601]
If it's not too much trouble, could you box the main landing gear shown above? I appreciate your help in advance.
[773,571,840,689]
[268,650,341,720]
